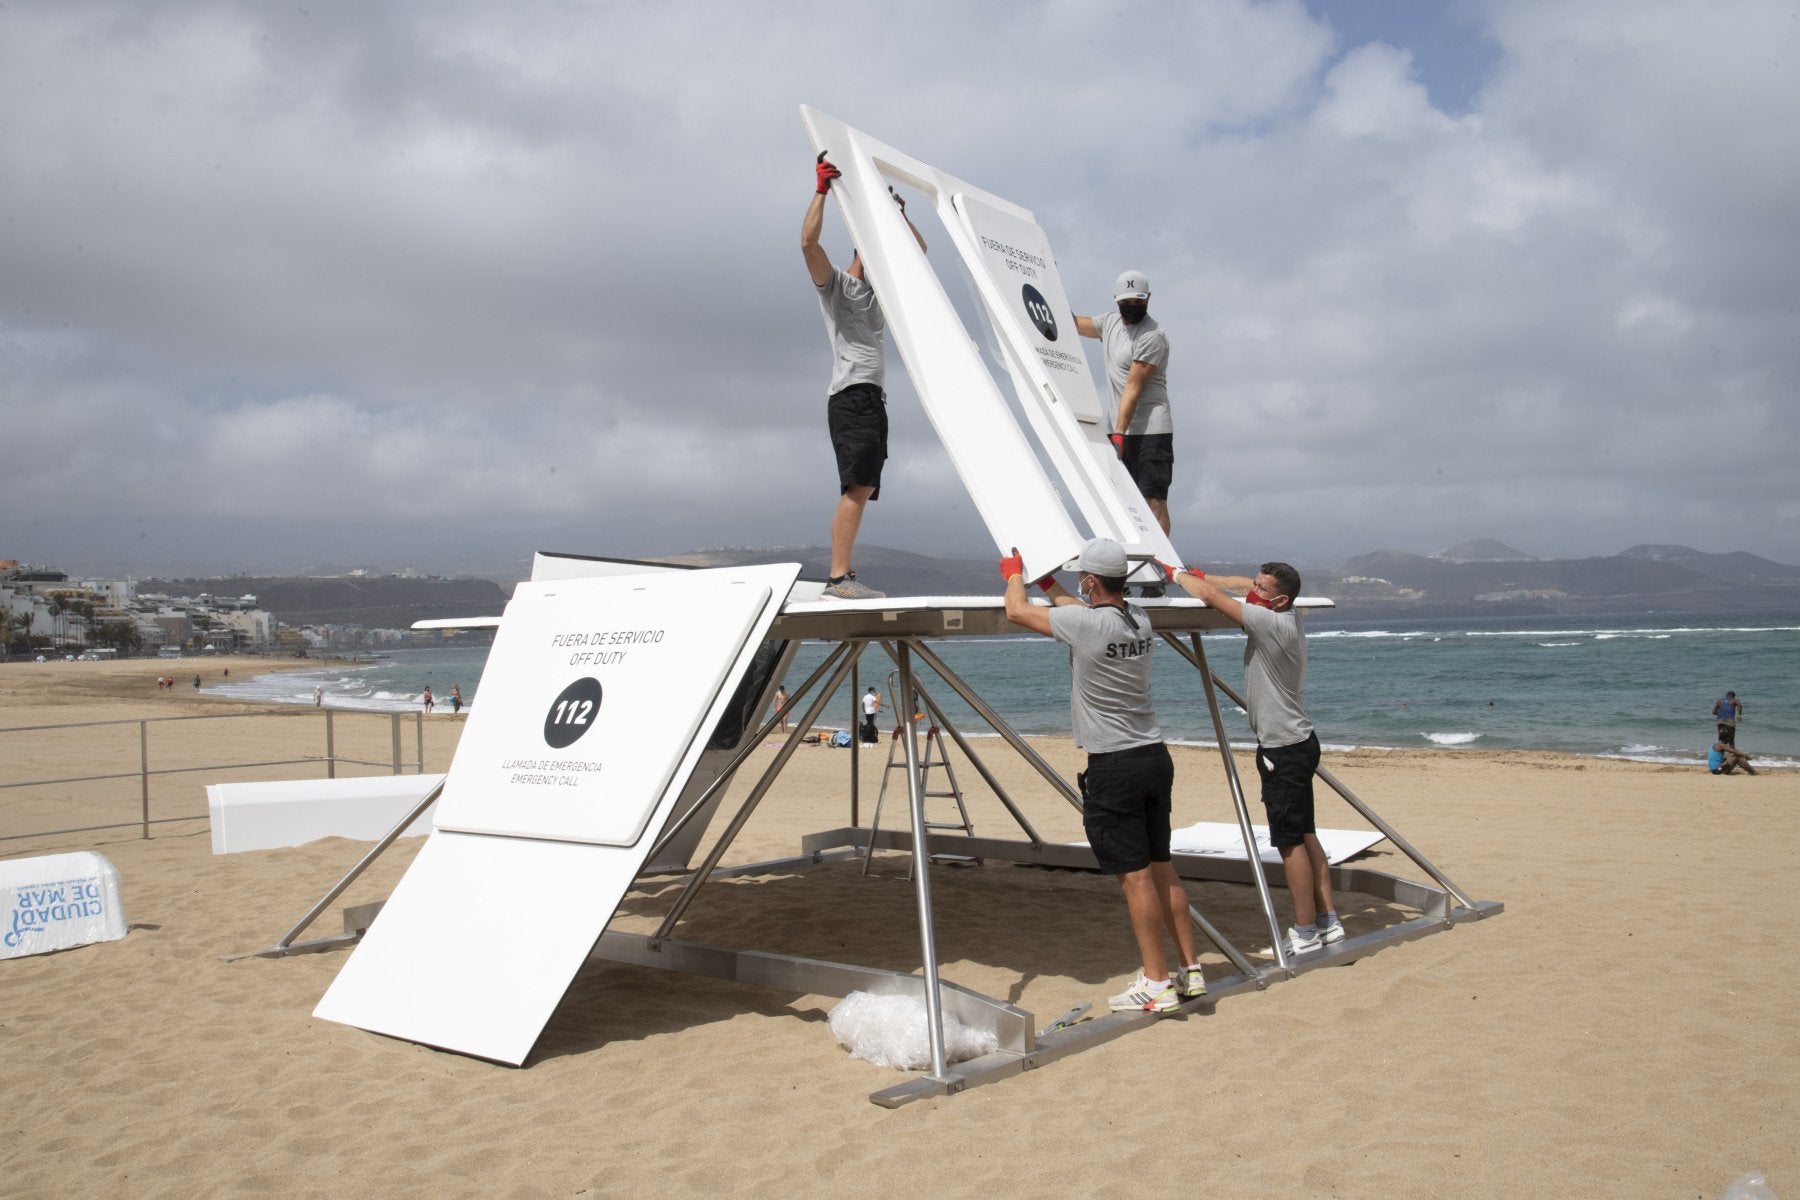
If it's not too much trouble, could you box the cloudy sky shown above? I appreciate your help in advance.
[4,0,1796,579]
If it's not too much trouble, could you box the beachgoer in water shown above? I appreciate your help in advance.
[1711,691,1742,746]
[422,686,434,713]
[450,684,462,714]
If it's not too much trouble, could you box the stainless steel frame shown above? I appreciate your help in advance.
[266,595,1501,1106]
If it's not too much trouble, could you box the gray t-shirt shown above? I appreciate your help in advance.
[1049,601,1162,753]
[816,267,885,395]
[1241,604,1312,748]
[1099,311,1171,435]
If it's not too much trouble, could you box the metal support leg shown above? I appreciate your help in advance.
[642,642,856,869]
[877,641,1043,847]
[651,645,863,945]
[1168,631,1291,972]
[895,642,951,1082]
[261,776,447,956]
[908,641,1083,813]
[1198,667,1482,914]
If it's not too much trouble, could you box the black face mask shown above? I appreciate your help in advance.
[1117,300,1148,325]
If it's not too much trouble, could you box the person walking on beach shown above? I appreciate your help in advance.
[450,684,462,714]
[1166,559,1342,956]
[1711,690,1743,746]
[803,152,926,600]
[422,686,434,714]
[1707,740,1757,776]
[1075,271,1175,556]
[773,685,789,733]
[313,685,323,707]
[1002,538,1203,1012]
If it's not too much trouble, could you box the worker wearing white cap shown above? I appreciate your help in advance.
[999,537,1203,1013]
[1076,270,1175,552]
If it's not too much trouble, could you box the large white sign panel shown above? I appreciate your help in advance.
[315,564,798,1064]
[313,831,624,1064]
[952,192,1174,555]
[434,573,773,846]
[800,106,1179,579]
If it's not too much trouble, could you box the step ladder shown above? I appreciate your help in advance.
[862,721,977,879]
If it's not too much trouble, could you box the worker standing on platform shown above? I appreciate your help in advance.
[802,152,927,600]
[1001,538,1204,1012]
[1165,560,1340,954]
[1075,270,1174,554]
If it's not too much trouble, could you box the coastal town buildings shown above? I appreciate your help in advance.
[0,561,275,659]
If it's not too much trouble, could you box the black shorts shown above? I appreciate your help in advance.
[1257,732,1320,848]
[1121,433,1173,501]
[1079,742,1174,874]
[828,384,887,498]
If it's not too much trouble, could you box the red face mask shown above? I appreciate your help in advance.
[1244,588,1275,609]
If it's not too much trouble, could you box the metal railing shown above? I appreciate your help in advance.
[1,709,430,843]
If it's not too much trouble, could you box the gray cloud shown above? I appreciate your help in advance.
[2,0,1795,579]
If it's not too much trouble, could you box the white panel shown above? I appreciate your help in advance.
[1,852,127,959]
[1168,822,1385,865]
[435,569,788,847]
[206,775,442,854]
[800,106,1178,579]
[315,563,799,1064]
[949,192,1179,566]
[801,107,1085,583]
[312,831,630,1064]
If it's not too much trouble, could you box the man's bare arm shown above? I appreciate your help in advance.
[802,193,833,286]
[1115,359,1156,434]
[1074,314,1100,338]
[1170,568,1245,627]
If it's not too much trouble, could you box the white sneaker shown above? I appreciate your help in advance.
[1175,963,1208,999]
[824,573,885,600]
[1107,972,1179,1013]
[1318,920,1345,945]
[1285,925,1322,955]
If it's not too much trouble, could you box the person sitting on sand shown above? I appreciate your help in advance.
[1707,741,1756,776]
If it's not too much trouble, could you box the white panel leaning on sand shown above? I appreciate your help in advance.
[1,851,127,959]
[312,564,799,1066]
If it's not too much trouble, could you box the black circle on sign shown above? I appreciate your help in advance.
[1022,284,1057,342]
[543,677,603,749]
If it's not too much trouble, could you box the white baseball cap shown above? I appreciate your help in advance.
[1113,270,1151,301]
[1076,537,1129,577]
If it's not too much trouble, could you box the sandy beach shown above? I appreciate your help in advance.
[2,657,1794,1198]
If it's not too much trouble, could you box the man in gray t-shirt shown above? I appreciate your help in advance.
[1076,270,1174,538]
[1167,560,1340,957]
[802,153,926,600]
[1003,537,1202,1014]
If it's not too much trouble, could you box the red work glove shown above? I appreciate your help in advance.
[815,152,840,194]
[888,185,906,213]
[1108,433,1125,457]
[1158,560,1204,583]
[1035,575,1056,593]
[998,549,1025,584]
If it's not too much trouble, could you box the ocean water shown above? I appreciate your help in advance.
[209,615,1800,768]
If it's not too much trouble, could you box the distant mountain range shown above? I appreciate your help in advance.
[145,540,1800,627]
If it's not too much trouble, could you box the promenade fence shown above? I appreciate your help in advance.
[1,710,434,844]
